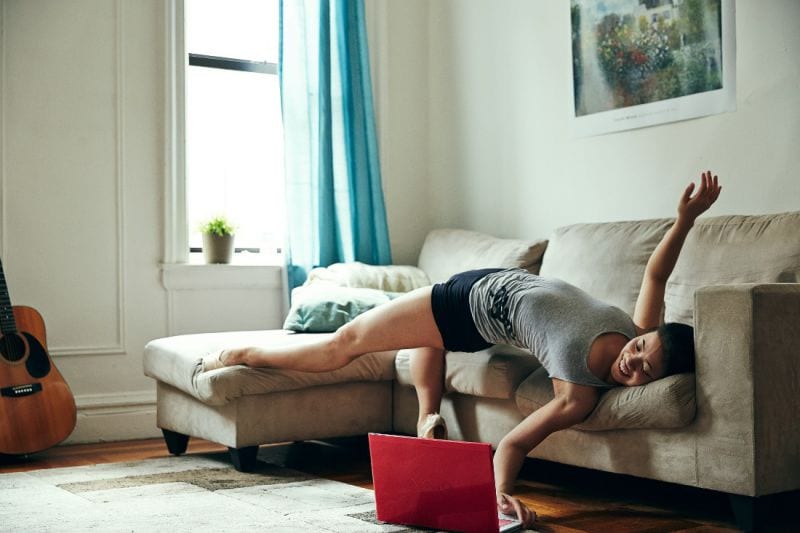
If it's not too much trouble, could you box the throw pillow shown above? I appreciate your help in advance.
[283,285,401,333]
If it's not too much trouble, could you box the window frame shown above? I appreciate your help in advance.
[188,53,277,75]
[163,0,282,265]
[164,0,188,264]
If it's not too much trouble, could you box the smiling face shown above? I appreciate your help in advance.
[609,331,666,387]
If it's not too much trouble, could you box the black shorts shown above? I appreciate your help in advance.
[430,268,502,352]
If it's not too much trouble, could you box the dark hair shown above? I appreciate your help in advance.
[657,322,696,376]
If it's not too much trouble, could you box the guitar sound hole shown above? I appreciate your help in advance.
[0,333,26,362]
[23,332,50,378]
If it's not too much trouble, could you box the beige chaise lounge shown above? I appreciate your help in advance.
[144,211,800,530]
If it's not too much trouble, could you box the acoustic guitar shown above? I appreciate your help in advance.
[0,258,76,455]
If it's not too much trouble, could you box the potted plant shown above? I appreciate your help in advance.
[200,216,236,264]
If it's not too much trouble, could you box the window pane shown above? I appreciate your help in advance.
[187,0,279,63]
[186,66,284,253]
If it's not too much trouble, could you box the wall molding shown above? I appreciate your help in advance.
[67,389,160,444]
[164,0,187,337]
[164,0,188,266]
[114,0,127,354]
[53,345,128,357]
[76,390,155,411]
[50,0,127,358]
[0,2,126,358]
[0,0,6,259]
[75,390,156,411]
[161,263,283,290]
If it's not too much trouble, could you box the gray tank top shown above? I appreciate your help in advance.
[469,269,636,388]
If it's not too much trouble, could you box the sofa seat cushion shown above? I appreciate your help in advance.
[417,229,548,284]
[516,367,696,430]
[539,218,673,316]
[395,345,541,400]
[144,330,397,406]
[666,211,800,324]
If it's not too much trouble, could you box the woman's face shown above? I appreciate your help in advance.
[610,331,665,387]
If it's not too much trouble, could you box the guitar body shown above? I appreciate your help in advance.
[0,306,77,455]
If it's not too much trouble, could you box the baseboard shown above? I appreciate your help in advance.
[62,391,162,445]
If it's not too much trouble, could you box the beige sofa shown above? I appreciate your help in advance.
[144,211,800,529]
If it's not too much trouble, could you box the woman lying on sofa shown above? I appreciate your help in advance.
[204,170,722,527]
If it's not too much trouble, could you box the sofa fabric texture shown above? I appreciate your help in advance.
[144,330,396,406]
[694,283,800,495]
[538,218,674,316]
[665,211,800,324]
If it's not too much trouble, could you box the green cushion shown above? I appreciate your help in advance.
[283,285,401,333]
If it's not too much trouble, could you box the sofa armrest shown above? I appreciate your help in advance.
[694,283,800,496]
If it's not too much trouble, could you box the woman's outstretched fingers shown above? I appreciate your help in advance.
[497,492,536,527]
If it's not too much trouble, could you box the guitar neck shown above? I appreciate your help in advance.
[0,258,18,334]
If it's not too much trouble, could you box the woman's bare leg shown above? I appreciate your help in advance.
[409,347,446,436]
[220,287,444,373]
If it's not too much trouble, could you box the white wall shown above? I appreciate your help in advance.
[0,0,284,444]
[378,0,800,262]
[367,0,431,265]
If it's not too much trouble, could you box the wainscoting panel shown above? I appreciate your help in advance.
[1,0,124,356]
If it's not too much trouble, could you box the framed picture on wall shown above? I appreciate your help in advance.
[570,0,736,137]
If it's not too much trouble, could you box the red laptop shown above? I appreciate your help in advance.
[368,433,523,533]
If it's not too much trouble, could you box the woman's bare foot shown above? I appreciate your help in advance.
[201,348,242,372]
[417,413,448,439]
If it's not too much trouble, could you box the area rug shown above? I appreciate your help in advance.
[0,453,435,532]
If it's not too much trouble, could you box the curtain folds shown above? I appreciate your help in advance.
[280,0,392,290]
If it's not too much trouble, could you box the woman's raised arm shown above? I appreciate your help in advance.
[633,170,722,331]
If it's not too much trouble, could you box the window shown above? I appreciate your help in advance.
[184,0,284,260]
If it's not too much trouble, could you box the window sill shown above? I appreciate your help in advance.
[161,254,284,290]
[186,251,282,266]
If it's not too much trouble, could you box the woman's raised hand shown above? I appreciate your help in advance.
[678,170,722,224]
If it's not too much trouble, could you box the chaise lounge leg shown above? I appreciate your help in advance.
[162,429,190,456]
[228,446,259,472]
[729,494,758,532]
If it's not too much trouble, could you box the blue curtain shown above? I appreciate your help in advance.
[279,0,392,289]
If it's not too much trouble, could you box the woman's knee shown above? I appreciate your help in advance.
[328,322,364,362]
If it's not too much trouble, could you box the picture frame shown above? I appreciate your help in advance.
[570,0,736,137]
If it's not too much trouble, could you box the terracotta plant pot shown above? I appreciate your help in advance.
[202,233,234,264]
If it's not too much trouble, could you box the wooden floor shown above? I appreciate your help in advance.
[1,437,796,532]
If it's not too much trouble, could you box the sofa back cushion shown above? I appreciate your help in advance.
[665,211,800,324]
[417,229,548,284]
[538,219,674,316]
